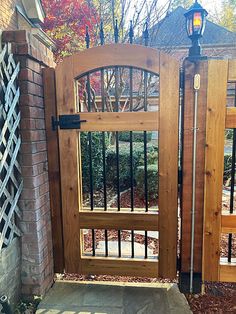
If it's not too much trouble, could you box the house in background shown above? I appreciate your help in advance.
[0,0,54,49]
[149,6,236,61]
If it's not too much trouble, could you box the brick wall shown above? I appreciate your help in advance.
[0,238,21,308]
[0,0,23,30]
[2,30,55,297]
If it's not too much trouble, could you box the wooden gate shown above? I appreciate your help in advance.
[44,44,179,279]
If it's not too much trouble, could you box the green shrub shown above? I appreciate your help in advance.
[225,129,233,140]
[106,142,158,190]
[135,164,158,200]
[106,143,144,189]
[224,154,233,185]
[119,131,152,143]
[81,132,108,192]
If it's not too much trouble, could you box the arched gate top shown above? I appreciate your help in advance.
[55,43,178,79]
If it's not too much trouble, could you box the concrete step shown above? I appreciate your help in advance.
[36,281,192,314]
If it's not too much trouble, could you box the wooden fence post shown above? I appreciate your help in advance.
[203,60,228,282]
[180,59,208,293]
[180,59,228,292]
[43,67,64,273]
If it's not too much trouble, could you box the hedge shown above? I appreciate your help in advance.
[119,131,152,143]
[135,164,158,200]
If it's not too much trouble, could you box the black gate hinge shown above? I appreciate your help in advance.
[51,115,87,131]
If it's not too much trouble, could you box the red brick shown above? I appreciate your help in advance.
[19,68,34,81]
[20,151,47,166]
[21,129,46,142]
[20,118,36,129]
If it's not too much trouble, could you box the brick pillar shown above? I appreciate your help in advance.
[2,30,55,297]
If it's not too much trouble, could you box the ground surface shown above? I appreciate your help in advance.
[36,281,191,314]
[57,275,236,313]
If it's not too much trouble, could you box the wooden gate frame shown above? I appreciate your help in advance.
[203,59,236,283]
[43,44,179,278]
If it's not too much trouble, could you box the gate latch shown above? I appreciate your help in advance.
[52,115,87,130]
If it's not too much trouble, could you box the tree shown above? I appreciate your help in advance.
[42,0,99,61]
[210,0,236,31]
[169,0,192,10]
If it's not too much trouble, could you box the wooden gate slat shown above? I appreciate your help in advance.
[81,257,158,277]
[79,211,159,231]
[43,67,64,273]
[76,112,159,132]
[158,52,179,279]
[203,60,228,282]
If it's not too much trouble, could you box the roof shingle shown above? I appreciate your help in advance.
[149,6,236,48]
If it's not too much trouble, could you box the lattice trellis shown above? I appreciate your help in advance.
[0,43,22,252]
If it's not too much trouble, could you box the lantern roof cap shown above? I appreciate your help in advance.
[184,1,208,17]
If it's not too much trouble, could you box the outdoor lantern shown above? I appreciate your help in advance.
[184,0,208,58]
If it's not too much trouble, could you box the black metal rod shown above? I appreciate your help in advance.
[114,66,121,257]
[86,69,95,255]
[129,67,135,258]
[228,83,236,262]
[143,70,148,258]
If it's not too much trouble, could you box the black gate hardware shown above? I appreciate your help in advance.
[51,115,87,130]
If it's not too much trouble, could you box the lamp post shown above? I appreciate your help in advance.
[184,0,208,58]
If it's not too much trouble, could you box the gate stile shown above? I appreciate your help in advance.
[44,42,179,278]
[203,59,236,283]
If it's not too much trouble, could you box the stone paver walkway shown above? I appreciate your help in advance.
[37,281,192,314]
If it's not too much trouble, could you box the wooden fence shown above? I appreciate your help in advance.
[0,43,22,251]
[203,59,236,283]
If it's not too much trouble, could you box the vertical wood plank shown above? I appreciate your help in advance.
[55,62,82,273]
[181,60,208,276]
[43,67,64,272]
[159,52,179,278]
[203,60,228,281]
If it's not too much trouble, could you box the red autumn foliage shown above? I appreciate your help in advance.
[41,0,99,61]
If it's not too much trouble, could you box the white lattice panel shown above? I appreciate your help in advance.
[0,44,22,251]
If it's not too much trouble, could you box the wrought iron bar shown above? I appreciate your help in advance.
[114,19,119,43]
[143,22,149,47]
[129,20,134,44]
[85,26,90,49]
[129,70,135,258]
[99,26,108,256]
[228,83,236,262]
[143,25,149,258]
[85,27,95,256]
[100,20,104,46]
[114,65,121,257]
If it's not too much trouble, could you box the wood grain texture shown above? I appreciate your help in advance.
[55,46,180,278]
[79,211,159,231]
[81,257,158,277]
[220,258,236,282]
[228,60,236,82]
[158,52,179,279]
[56,58,82,273]
[203,60,228,282]
[43,67,64,272]
[181,61,208,274]
[56,44,160,79]
[77,112,159,131]
[221,214,236,233]
[225,107,236,128]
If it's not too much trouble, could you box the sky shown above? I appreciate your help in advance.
[128,0,224,25]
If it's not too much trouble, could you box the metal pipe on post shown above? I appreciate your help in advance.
[190,73,200,293]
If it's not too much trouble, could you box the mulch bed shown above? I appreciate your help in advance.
[186,282,236,313]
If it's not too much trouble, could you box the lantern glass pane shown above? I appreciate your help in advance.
[187,15,193,36]
[193,12,202,34]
